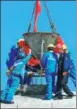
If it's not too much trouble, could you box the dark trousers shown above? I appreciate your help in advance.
[56,73,73,96]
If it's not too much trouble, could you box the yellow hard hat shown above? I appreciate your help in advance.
[47,44,55,48]
[62,44,67,50]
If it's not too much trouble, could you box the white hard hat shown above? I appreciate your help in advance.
[47,44,55,48]
[17,38,25,43]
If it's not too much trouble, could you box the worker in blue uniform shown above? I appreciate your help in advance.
[54,44,74,100]
[63,45,76,88]
[67,52,76,88]
[6,45,21,69]
[6,38,29,70]
[41,44,58,100]
[69,61,76,87]
[1,46,32,104]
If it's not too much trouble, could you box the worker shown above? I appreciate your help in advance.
[0,42,32,104]
[41,44,58,100]
[54,43,76,88]
[6,38,28,70]
[16,38,41,85]
[6,45,22,70]
[68,56,76,87]
[63,45,76,87]
[54,44,74,100]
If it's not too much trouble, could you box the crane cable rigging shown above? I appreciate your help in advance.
[27,1,56,33]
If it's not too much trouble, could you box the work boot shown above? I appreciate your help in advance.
[53,94,63,100]
[43,96,52,100]
[66,93,74,99]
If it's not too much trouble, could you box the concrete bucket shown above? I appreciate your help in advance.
[23,32,58,59]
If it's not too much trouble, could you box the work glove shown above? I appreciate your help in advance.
[6,70,11,77]
[6,66,14,77]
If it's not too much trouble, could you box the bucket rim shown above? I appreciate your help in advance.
[23,32,60,36]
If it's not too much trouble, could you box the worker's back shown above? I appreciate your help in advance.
[41,51,57,74]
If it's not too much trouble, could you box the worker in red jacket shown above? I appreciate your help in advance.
[17,39,40,68]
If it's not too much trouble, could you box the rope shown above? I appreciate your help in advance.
[43,1,56,33]
[27,1,36,32]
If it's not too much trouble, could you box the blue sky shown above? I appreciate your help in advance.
[1,1,76,90]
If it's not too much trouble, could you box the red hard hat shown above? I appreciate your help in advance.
[17,39,25,47]
[56,36,64,45]
[54,44,63,53]
[55,44,62,49]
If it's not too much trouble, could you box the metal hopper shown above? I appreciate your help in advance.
[23,32,59,60]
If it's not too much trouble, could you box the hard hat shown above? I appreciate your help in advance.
[62,44,67,50]
[17,38,25,42]
[47,44,55,48]
[17,38,25,47]
[55,44,62,49]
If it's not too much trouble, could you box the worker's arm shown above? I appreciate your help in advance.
[22,50,32,65]
[63,53,70,75]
